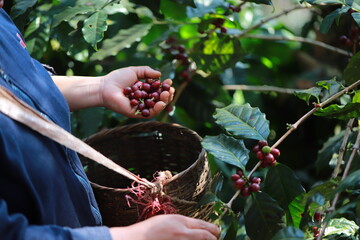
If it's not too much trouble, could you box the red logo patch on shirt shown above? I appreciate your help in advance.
[16,33,26,49]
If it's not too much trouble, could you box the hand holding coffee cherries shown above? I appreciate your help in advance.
[100,66,174,118]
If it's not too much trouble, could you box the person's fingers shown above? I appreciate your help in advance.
[187,229,218,240]
[126,66,161,79]
[163,78,173,85]
[186,218,221,238]
[152,101,166,115]
[159,90,170,103]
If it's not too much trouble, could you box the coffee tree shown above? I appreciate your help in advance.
[7,0,360,239]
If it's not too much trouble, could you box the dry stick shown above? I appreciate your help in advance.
[236,5,309,38]
[242,34,352,57]
[317,130,360,240]
[0,86,156,189]
[332,118,355,178]
[223,85,298,94]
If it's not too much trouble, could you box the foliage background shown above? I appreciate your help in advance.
[3,0,360,239]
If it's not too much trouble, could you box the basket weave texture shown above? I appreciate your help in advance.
[80,121,213,227]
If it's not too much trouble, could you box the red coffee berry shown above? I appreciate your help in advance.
[161,83,171,91]
[131,84,140,92]
[258,140,268,147]
[256,151,265,160]
[141,109,150,117]
[165,36,176,44]
[251,177,261,184]
[264,153,275,164]
[150,92,160,102]
[260,161,268,168]
[236,169,244,178]
[252,144,261,153]
[269,160,277,167]
[134,90,143,99]
[249,183,260,193]
[220,27,227,34]
[339,35,348,45]
[137,102,145,111]
[314,212,322,222]
[234,178,245,190]
[141,90,149,99]
[145,99,155,108]
[130,99,139,107]
[142,82,151,92]
[177,45,186,53]
[231,174,241,182]
[165,105,174,112]
[151,80,161,91]
[270,148,280,158]
[123,87,132,95]
[146,78,155,84]
[241,187,250,197]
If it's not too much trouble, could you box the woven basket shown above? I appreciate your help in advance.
[80,121,213,227]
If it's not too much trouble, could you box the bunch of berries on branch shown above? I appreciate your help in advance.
[123,79,171,117]
[231,169,261,197]
[252,140,280,168]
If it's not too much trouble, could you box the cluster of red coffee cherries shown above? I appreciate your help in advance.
[211,18,227,34]
[123,79,170,117]
[311,212,323,238]
[252,140,280,168]
[164,37,193,82]
[339,26,360,48]
[231,169,261,197]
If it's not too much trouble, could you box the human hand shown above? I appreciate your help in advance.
[109,214,220,240]
[100,66,175,118]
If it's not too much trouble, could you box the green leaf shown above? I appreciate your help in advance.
[353,90,360,102]
[82,11,108,50]
[293,86,322,104]
[320,6,350,34]
[160,0,188,21]
[344,51,360,85]
[263,164,306,224]
[186,0,224,18]
[192,34,242,73]
[52,5,96,27]
[24,15,51,60]
[244,192,286,240]
[10,0,37,19]
[336,169,360,193]
[351,12,360,25]
[271,226,305,240]
[202,134,250,169]
[314,103,360,120]
[214,104,270,141]
[288,193,306,228]
[90,24,152,61]
[325,218,359,237]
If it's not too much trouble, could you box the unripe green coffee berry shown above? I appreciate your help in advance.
[261,146,271,154]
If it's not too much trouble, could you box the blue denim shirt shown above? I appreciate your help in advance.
[0,9,111,240]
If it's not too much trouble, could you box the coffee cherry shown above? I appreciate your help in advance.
[161,83,171,91]
[258,140,268,147]
[261,146,271,154]
[150,92,160,102]
[251,177,261,184]
[314,212,322,222]
[269,160,277,167]
[241,187,250,197]
[177,45,186,53]
[220,27,227,34]
[231,174,241,182]
[256,151,265,160]
[134,90,143,99]
[264,153,275,164]
[236,169,244,178]
[123,87,132,95]
[270,148,280,158]
[142,82,151,92]
[130,99,139,107]
[234,178,245,190]
[141,109,150,117]
[137,102,145,111]
[249,183,260,193]
[151,80,161,91]
[145,99,155,108]
[252,144,261,153]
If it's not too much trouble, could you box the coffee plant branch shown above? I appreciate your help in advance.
[236,5,312,38]
[243,34,352,57]
[223,85,298,94]
[243,80,360,181]
[332,118,355,178]
[317,130,360,240]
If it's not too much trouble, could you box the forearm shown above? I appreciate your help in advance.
[52,75,103,111]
